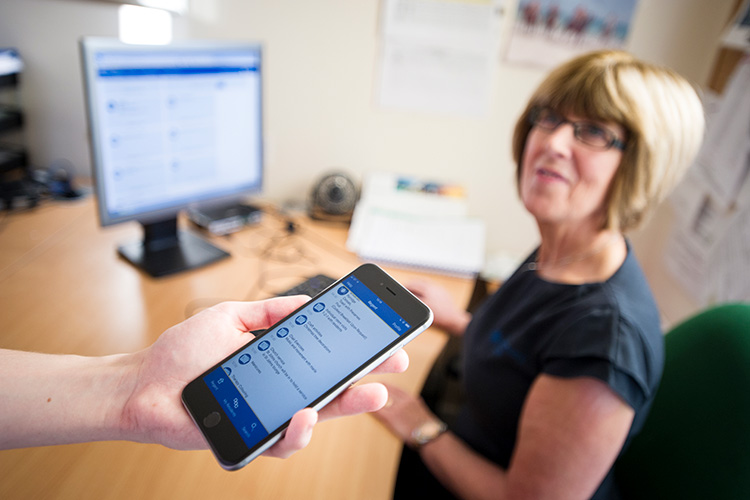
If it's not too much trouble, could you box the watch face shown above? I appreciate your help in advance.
[413,420,446,446]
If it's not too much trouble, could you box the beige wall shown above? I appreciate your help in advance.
[0,0,738,324]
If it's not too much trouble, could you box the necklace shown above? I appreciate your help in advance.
[526,234,622,272]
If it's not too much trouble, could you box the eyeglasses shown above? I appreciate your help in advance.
[528,106,627,151]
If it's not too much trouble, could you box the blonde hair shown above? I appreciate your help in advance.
[512,50,705,232]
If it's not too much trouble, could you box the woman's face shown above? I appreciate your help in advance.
[519,110,626,231]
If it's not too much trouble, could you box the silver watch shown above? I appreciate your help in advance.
[410,419,448,450]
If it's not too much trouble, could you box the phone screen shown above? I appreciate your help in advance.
[196,271,422,455]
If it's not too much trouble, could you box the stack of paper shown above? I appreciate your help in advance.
[347,172,485,276]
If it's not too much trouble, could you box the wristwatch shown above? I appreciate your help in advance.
[410,419,448,451]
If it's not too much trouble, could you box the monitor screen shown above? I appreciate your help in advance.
[80,37,263,277]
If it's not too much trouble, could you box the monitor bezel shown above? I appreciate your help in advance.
[79,36,265,228]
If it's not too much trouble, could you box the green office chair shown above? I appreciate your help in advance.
[615,302,750,499]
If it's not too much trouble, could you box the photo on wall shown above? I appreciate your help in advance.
[505,0,639,69]
[722,0,750,51]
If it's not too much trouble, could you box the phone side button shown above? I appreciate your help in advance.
[203,411,222,428]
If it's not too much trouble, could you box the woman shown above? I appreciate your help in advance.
[374,50,705,499]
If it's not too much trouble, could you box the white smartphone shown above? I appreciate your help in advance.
[181,263,433,470]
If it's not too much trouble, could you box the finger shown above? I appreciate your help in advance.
[214,296,310,333]
[318,382,389,423]
[369,349,409,375]
[263,408,318,459]
[380,383,412,407]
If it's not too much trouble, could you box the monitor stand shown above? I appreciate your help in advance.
[118,217,230,278]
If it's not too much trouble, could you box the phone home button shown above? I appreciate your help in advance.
[203,411,221,428]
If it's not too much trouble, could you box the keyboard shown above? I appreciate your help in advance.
[276,273,336,297]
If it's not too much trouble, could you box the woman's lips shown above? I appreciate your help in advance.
[536,167,567,182]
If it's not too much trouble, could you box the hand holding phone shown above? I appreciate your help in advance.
[119,293,408,456]
[182,264,433,469]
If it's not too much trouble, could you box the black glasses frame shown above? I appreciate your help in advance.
[528,106,627,151]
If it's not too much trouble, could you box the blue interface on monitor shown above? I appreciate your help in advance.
[84,42,263,225]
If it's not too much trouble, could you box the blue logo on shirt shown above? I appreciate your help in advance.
[490,330,526,364]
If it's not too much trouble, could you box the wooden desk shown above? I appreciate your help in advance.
[0,197,473,500]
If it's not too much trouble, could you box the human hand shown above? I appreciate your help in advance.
[372,383,439,446]
[120,297,409,457]
[408,280,470,336]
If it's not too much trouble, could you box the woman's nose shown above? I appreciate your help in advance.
[544,122,576,155]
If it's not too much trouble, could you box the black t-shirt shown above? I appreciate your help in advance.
[452,243,664,499]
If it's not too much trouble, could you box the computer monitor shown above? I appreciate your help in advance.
[79,37,263,277]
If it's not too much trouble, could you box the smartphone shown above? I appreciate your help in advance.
[181,263,433,470]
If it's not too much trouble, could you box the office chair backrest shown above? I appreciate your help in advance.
[615,302,750,499]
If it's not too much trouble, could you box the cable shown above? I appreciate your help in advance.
[184,201,360,315]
